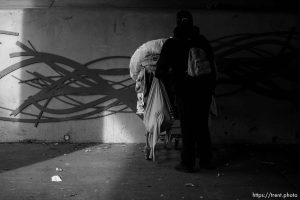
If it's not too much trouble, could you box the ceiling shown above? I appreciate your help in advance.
[0,0,299,12]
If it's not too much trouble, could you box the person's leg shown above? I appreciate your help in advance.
[144,132,151,160]
[197,125,212,164]
[195,93,213,167]
[177,96,196,168]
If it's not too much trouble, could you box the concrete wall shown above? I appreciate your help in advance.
[0,8,299,143]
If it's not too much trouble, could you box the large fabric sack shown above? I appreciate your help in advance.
[143,77,174,161]
[129,38,167,81]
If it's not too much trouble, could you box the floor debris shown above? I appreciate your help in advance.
[261,161,275,165]
[56,167,63,172]
[51,175,62,182]
[217,173,224,177]
[185,183,195,187]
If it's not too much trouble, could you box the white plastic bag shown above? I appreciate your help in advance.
[143,77,174,161]
[51,175,62,182]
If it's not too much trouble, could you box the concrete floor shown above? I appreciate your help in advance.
[0,142,299,200]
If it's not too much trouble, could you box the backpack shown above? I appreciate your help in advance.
[187,47,212,77]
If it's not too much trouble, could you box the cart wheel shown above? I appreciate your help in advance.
[163,133,169,149]
[164,130,171,149]
[175,139,179,150]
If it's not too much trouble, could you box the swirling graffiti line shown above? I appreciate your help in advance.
[0,29,300,126]
[212,28,300,101]
[0,30,19,37]
[0,30,19,45]
[0,40,136,126]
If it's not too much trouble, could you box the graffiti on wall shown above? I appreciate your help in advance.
[0,30,19,39]
[0,32,136,126]
[212,28,300,102]
[0,29,299,126]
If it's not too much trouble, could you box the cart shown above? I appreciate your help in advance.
[129,39,181,161]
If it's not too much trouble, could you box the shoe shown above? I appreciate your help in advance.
[144,146,151,160]
[175,163,196,173]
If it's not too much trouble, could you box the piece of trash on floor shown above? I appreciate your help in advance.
[105,177,111,183]
[56,168,63,172]
[281,170,287,175]
[217,173,224,177]
[51,175,62,182]
[64,134,70,142]
[185,183,195,187]
[98,146,110,150]
[85,149,92,152]
[261,161,275,165]
[54,143,59,145]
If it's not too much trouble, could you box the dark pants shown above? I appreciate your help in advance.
[176,79,213,167]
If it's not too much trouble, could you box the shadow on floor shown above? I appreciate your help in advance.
[0,141,97,173]
[0,142,299,200]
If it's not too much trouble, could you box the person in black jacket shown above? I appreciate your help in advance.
[156,10,216,172]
